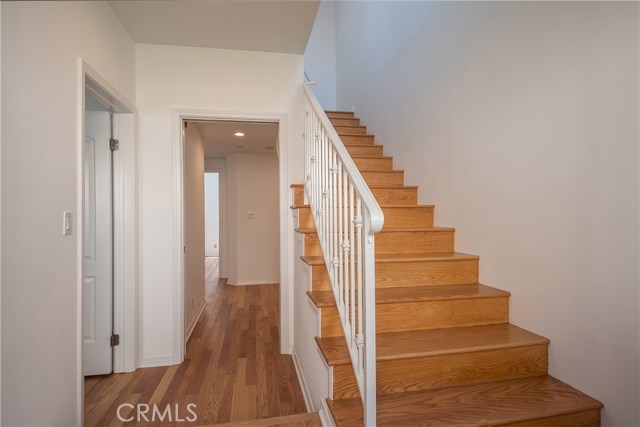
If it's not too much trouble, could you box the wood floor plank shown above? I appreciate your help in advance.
[84,278,309,426]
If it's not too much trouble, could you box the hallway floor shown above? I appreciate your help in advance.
[84,264,308,426]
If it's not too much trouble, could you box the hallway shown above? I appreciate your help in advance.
[84,262,307,426]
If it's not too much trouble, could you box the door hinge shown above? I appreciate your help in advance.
[109,138,120,152]
[110,334,120,347]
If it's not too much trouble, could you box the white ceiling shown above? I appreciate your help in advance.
[109,0,320,54]
[191,121,279,157]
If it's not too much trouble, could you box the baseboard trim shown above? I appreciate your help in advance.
[138,355,175,368]
[292,349,313,412]
[226,280,279,286]
[319,398,336,427]
[185,299,207,342]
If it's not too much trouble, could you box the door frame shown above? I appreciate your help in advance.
[172,109,291,363]
[76,60,138,416]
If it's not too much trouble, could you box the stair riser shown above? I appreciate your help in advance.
[330,118,360,127]
[292,186,304,206]
[335,125,367,135]
[341,135,375,145]
[304,230,453,256]
[378,230,453,253]
[345,144,383,156]
[320,297,509,336]
[371,187,418,205]
[376,259,479,288]
[332,345,548,400]
[326,112,355,119]
[297,206,433,229]
[352,157,393,171]
[293,185,418,207]
[311,259,479,291]
[362,171,404,186]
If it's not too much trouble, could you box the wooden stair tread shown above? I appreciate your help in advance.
[328,376,602,427]
[204,412,322,427]
[317,323,547,365]
[307,283,509,309]
[302,252,478,266]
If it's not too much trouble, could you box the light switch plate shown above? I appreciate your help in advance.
[63,212,72,236]
[247,212,256,219]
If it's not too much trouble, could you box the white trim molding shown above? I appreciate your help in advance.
[319,398,336,427]
[292,349,313,412]
[185,300,207,342]
[171,108,292,365]
[138,355,176,369]
[226,281,280,286]
[77,58,138,424]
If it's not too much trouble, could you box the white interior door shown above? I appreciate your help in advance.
[83,110,113,376]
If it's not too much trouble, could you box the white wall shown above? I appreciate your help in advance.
[226,153,280,285]
[205,158,228,278]
[334,2,639,426]
[1,2,135,425]
[204,173,220,257]
[304,0,336,110]
[136,44,303,365]
[184,123,206,335]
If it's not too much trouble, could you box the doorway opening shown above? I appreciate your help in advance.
[79,61,137,419]
[177,115,286,361]
[204,172,220,296]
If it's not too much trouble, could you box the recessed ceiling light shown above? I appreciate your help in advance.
[234,132,245,137]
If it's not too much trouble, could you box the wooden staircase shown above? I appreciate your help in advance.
[291,111,603,426]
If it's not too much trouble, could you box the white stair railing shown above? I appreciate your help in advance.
[303,84,383,426]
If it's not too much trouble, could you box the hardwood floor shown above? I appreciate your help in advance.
[84,278,309,426]
[205,256,220,296]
